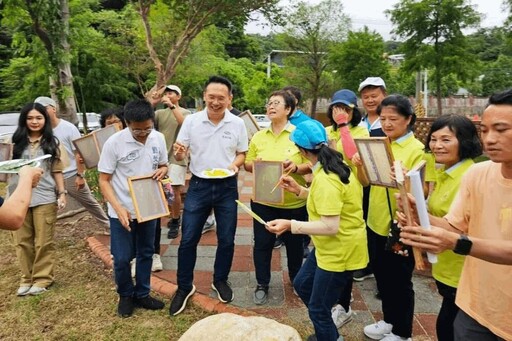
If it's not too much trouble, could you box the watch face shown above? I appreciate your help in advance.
[454,235,472,255]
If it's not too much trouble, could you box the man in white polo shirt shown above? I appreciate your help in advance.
[169,76,248,316]
[98,99,168,318]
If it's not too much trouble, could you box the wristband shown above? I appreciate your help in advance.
[337,122,348,127]
[58,190,68,196]
[170,105,176,110]
[76,172,85,178]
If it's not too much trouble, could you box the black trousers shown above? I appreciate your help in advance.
[251,201,307,285]
[454,310,506,341]
[436,280,459,341]
[368,227,415,338]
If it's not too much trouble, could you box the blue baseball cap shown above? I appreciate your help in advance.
[290,120,328,150]
[330,89,357,108]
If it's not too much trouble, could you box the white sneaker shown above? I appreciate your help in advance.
[130,259,136,278]
[331,304,353,328]
[17,285,31,296]
[364,320,393,340]
[381,332,412,341]
[28,286,47,295]
[152,254,163,272]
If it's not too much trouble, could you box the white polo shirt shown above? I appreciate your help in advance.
[177,109,248,177]
[98,128,168,219]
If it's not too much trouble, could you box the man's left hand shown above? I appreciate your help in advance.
[75,176,85,190]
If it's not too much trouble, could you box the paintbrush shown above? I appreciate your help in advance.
[270,167,294,194]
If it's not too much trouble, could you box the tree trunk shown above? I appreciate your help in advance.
[435,70,443,116]
[56,0,78,124]
[310,96,318,120]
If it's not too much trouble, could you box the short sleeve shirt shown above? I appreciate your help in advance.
[367,133,425,236]
[98,129,168,219]
[308,165,368,272]
[155,107,191,166]
[176,109,248,177]
[428,158,474,288]
[445,161,512,340]
[246,123,307,209]
[53,119,81,178]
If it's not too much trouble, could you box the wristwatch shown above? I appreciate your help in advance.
[453,234,473,255]
[58,190,68,196]
[76,172,85,178]
[170,105,176,110]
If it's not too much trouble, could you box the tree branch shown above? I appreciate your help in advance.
[138,0,164,81]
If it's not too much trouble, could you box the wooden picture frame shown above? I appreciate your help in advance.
[95,125,118,152]
[0,143,12,182]
[239,110,260,140]
[72,125,119,169]
[354,137,397,188]
[128,174,170,222]
[253,160,284,204]
[73,134,100,169]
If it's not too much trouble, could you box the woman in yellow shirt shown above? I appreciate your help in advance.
[424,114,482,341]
[245,90,310,305]
[364,95,425,341]
[267,119,367,341]
[325,89,369,328]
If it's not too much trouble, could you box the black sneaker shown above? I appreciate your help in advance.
[118,296,134,318]
[167,218,180,239]
[273,237,284,249]
[169,285,196,316]
[353,268,374,282]
[134,295,165,310]
[253,284,268,305]
[212,280,234,303]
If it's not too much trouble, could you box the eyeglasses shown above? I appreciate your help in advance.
[265,101,285,108]
[130,127,153,136]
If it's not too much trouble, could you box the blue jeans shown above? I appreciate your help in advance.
[294,249,351,341]
[110,217,156,298]
[177,175,238,291]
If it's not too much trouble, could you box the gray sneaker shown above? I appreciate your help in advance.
[253,285,268,305]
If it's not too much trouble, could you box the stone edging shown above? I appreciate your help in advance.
[86,236,256,317]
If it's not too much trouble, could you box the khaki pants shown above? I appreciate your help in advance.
[12,203,57,288]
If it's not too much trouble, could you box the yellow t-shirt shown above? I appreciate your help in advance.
[308,165,368,272]
[367,133,425,236]
[423,153,437,183]
[246,124,308,209]
[326,125,369,174]
[429,159,474,288]
[445,161,512,340]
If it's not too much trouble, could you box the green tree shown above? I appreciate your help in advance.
[2,0,79,122]
[329,27,390,93]
[481,54,512,95]
[387,0,481,114]
[280,0,350,118]
[135,0,279,96]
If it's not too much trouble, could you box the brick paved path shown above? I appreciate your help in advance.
[89,170,440,340]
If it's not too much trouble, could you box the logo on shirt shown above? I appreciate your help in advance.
[123,150,140,162]
[222,131,232,140]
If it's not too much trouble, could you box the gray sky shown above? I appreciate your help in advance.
[245,0,509,40]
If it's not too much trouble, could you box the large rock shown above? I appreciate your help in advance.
[178,313,301,341]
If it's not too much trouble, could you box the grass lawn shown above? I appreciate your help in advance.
[0,213,212,341]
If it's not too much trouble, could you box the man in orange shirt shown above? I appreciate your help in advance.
[400,88,512,341]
